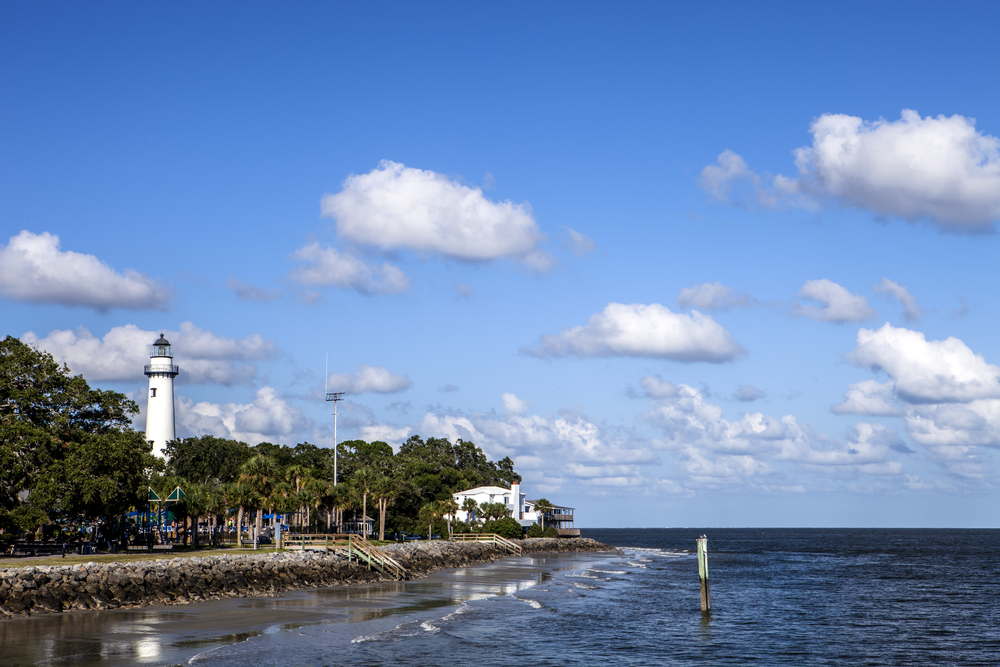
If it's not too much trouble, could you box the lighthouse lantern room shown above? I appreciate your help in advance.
[144,333,179,458]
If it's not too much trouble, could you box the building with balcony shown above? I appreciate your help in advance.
[452,483,579,537]
[525,500,579,537]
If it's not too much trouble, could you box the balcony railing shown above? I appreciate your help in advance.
[144,364,179,376]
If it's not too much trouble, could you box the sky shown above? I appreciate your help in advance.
[3,1,1000,527]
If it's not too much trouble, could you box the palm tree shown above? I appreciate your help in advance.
[223,482,257,548]
[461,498,479,527]
[303,478,329,533]
[180,484,210,549]
[372,476,398,540]
[205,482,225,545]
[479,501,510,522]
[284,464,308,529]
[533,498,554,530]
[285,464,308,493]
[351,467,378,538]
[442,497,459,537]
[330,483,355,534]
[296,486,317,532]
[239,455,279,547]
[420,501,445,541]
[270,481,295,542]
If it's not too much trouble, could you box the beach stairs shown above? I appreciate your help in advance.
[281,533,407,580]
[450,533,523,556]
[348,534,408,579]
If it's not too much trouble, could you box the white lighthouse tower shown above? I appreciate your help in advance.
[144,333,179,458]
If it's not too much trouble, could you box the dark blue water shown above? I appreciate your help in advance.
[186,528,1000,666]
[5,529,998,666]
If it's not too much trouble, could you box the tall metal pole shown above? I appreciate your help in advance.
[325,391,345,486]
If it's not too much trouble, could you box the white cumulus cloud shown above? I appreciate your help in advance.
[794,279,876,323]
[831,380,903,417]
[227,278,281,303]
[354,395,660,492]
[677,282,754,311]
[502,392,530,415]
[873,278,923,323]
[848,324,1000,404]
[0,231,171,311]
[646,384,904,487]
[637,375,680,400]
[563,227,596,256]
[176,387,309,445]
[321,160,555,270]
[522,302,745,362]
[22,322,276,385]
[702,110,1000,231]
[842,324,1000,478]
[290,243,411,295]
[327,365,412,394]
[733,384,766,402]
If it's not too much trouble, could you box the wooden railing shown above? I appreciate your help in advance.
[349,534,408,579]
[281,533,407,579]
[450,533,523,556]
[282,533,350,553]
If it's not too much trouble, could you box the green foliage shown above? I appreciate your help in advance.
[0,336,155,532]
[526,523,543,538]
[165,435,251,485]
[478,501,511,521]
[543,526,559,538]
[533,498,555,530]
[337,440,394,479]
[481,517,524,540]
[159,432,523,544]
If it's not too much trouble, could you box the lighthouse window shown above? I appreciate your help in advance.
[158,346,166,355]
[150,388,157,397]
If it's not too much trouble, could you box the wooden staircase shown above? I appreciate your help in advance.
[281,533,408,579]
[349,534,408,579]
[450,533,523,556]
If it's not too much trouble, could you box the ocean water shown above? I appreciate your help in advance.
[3,529,999,666]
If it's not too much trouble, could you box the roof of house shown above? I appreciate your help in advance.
[453,485,513,496]
[526,499,575,510]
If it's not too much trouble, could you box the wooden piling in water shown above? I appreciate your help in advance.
[697,535,710,612]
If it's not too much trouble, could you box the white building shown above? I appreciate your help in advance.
[453,483,535,526]
[144,333,179,458]
[452,483,580,536]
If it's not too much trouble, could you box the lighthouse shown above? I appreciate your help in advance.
[144,333,179,458]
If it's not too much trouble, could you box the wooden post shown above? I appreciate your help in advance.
[697,535,710,612]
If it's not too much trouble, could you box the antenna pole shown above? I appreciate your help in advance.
[325,390,345,486]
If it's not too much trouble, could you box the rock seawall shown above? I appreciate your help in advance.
[0,538,612,619]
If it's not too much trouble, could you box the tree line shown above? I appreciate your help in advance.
[159,432,526,544]
[1,336,536,546]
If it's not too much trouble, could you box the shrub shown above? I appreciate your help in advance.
[542,526,559,538]
[526,523,543,538]
[481,517,523,540]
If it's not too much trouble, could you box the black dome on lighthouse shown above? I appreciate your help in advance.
[153,334,170,346]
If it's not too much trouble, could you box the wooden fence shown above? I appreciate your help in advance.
[281,533,407,579]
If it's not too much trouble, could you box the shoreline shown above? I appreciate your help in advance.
[0,537,614,619]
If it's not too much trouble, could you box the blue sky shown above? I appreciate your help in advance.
[3,2,1000,527]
